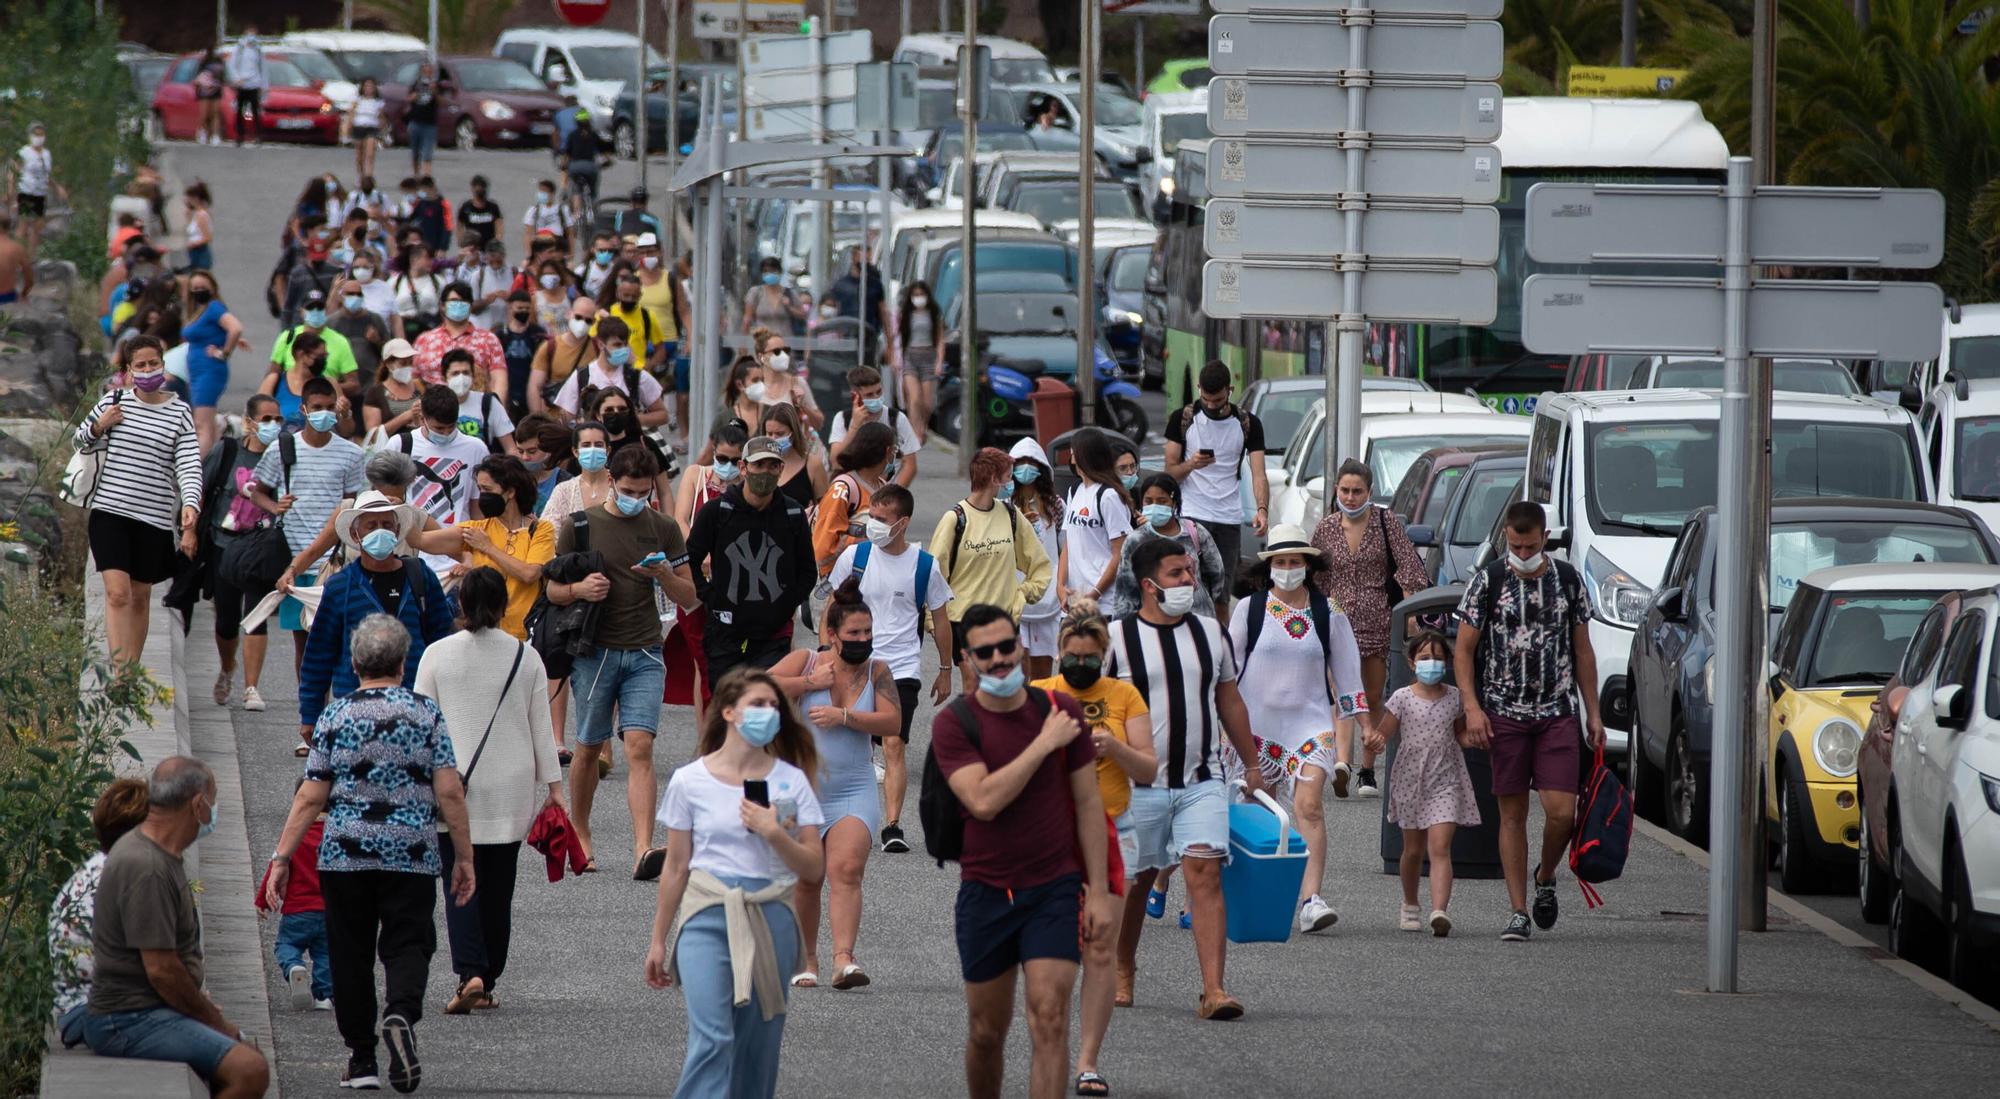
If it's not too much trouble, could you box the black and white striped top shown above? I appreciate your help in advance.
[1106,613,1238,790]
[73,391,203,531]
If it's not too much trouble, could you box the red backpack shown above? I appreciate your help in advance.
[1567,743,1633,908]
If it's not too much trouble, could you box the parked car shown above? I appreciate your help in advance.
[1012,81,1151,175]
[1627,499,2000,843]
[911,123,1078,203]
[1099,241,1152,374]
[928,235,1079,320]
[1269,391,1510,528]
[1389,443,1526,531]
[122,50,172,101]
[382,56,563,150]
[892,32,1054,85]
[883,208,1044,306]
[281,29,426,101]
[1882,583,2000,993]
[1140,89,1208,214]
[1895,301,2000,415]
[152,50,338,144]
[1146,58,1212,96]
[1411,451,1524,586]
[1634,354,1863,397]
[1915,375,2000,540]
[1764,564,2000,894]
[493,25,664,137]
[607,68,702,160]
[1564,353,1647,393]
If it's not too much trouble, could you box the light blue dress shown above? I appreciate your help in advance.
[803,650,882,836]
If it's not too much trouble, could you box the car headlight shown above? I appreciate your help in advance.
[1983,773,2000,814]
[1813,717,1863,778]
[1159,177,1176,196]
[319,101,334,114]
[1584,546,1652,628]
[479,99,516,121]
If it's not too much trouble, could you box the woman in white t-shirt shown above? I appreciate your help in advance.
[347,78,386,179]
[1059,428,1135,607]
[644,669,825,1099]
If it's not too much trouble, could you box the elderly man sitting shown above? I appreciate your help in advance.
[83,756,271,1098]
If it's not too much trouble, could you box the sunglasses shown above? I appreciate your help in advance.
[968,638,1019,660]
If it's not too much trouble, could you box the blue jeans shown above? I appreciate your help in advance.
[672,878,798,1099]
[1126,779,1231,873]
[81,1005,239,1080]
[275,910,333,1000]
[408,121,437,166]
[572,644,665,745]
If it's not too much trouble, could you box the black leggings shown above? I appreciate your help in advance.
[235,87,263,143]
[213,560,276,640]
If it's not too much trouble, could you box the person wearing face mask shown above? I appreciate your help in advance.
[706,356,768,454]
[1107,538,1266,1021]
[281,217,343,330]
[633,232,680,363]
[510,412,574,513]
[349,250,397,327]
[827,365,921,488]
[74,335,204,668]
[414,281,508,400]
[1103,473,1227,622]
[522,180,575,258]
[396,386,494,576]
[768,580,899,988]
[930,604,1115,1099]
[259,330,342,433]
[458,174,502,250]
[547,445,697,877]
[603,273,666,375]
[811,419,897,580]
[1059,428,1137,608]
[440,348,518,456]
[742,256,806,335]
[269,289,363,406]
[328,278,386,383]
[529,294,595,414]
[931,447,1054,693]
[643,669,824,1099]
[296,492,454,712]
[1453,501,1602,944]
[495,289,546,422]
[827,245,892,347]
[466,238,516,331]
[178,269,245,455]
[245,376,369,673]
[542,420,617,529]
[8,122,64,260]
[551,315,670,428]
[1002,438,1065,679]
[575,232,619,298]
[674,421,747,534]
[686,434,818,680]
[84,757,273,1097]
[203,394,288,714]
[391,243,445,341]
[896,280,944,441]
[1163,361,1272,590]
[361,338,426,442]
[455,455,556,640]
[751,327,823,430]
[759,401,829,513]
[1028,604,1156,1093]
[1225,526,1369,937]
[1308,458,1433,799]
[823,483,953,853]
[1363,629,1480,937]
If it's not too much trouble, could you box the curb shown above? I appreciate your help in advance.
[1634,817,2000,1033]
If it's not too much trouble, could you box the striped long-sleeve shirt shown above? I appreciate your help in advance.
[73,391,203,531]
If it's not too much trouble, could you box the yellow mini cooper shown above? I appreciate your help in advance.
[1765,563,2000,894]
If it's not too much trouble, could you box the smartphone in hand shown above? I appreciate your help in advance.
[635,551,667,569]
[743,779,770,807]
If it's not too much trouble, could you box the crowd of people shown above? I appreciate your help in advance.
[51,143,1613,1097]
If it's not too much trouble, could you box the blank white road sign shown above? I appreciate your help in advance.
[1521,274,1945,360]
[1207,140,1500,204]
[1210,0,1502,16]
[1205,201,1499,265]
[1207,78,1501,142]
[1208,16,1504,81]
[744,66,858,108]
[1525,183,1946,269]
[1205,261,1497,324]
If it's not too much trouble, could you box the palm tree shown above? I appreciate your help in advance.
[360,0,513,55]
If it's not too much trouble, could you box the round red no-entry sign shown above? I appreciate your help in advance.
[553,0,612,27]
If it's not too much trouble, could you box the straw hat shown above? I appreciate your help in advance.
[332,491,424,555]
[1258,523,1321,560]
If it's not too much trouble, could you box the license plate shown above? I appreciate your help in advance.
[276,118,314,130]
[530,122,552,134]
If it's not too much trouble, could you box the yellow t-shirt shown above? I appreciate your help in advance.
[639,271,679,342]
[1032,674,1149,818]
[461,516,557,640]
[597,301,656,365]
[931,499,1051,619]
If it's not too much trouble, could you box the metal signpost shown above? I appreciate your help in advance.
[1204,0,1503,484]
[691,1,805,38]
[958,1,979,477]
[1520,159,1945,994]
[1079,0,1101,420]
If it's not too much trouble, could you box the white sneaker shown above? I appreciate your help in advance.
[242,686,266,712]
[1298,895,1338,933]
[1399,904,1423,932]
[314,997,334,1011]
[288,964,312,1010]
[1429,910,1452,937]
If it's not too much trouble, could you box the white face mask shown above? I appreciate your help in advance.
[1155,583,1197,616]
[390,365,414,385]
[446,374,474,397]
[1507,550,1547,575]
[743,381,768,403]
[766,351,790,374]
[1270,565,1308,591]
[865,517,898,547]
[642,255,660,269]
[911,294,927,308]
[568,317,590,338]
[30,134,46,148]
[354,268,375,284]
[1336,498,1370,518]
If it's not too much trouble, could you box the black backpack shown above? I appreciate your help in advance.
[524,510,591,678]
[920,686,1051,867]
[1238,586,1335,703]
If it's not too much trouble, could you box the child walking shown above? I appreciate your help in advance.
[257,782,331,1009]
[1367,630,1481,937]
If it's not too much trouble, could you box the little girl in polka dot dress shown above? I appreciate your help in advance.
[1366,629,1481,937]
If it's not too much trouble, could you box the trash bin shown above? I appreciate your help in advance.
[1377,584,1504,880]
[1030,376,1076,452]
[1222,785,1308,943]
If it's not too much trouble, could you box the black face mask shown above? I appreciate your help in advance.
[477,492,507,519]
[602,411,630,435]
[838,639,872,666]
[1202,401,1233,420]
[190,288,214,305]
[512,311,532,324]
[1060,655,1103,690]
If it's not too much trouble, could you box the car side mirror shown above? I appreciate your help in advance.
[1899,381,1923,412]
[1934,683,1970,729]
[1406,524,1435,547]
[1306,476,1325,501]
[1655,585,1685,623]
[1266,467,1290,490]
[1134,145,1154,163]
[1543,525,1570,552]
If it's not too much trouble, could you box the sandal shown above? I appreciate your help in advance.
[1197,992,1244,1021]
[789,971,818,989]
[830,954,870,990]
[213,670,231,706]
[633,847,668,882]
[580,858,599,874]
[1075,1071,1110,1097]
[558,748,573,767]
[293,742,311,758]
[1113,966,1134,1009]
[444,977,485,1016]
[472,990,499,1010]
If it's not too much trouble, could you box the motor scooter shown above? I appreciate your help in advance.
[932,344,1149,448]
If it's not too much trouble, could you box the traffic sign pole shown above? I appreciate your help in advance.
[1333,9,1368,489]
[958,0,978,477]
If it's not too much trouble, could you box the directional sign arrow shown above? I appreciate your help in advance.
[1205,200,1499,264]
[1209,0,1503,16]
[1525,183,1946,269]
[1207,78,1500,141]
[1207,140,1501,204]
[1521,275,1945,360]
[1208,16,1504,81]
[1204,260,1497,324]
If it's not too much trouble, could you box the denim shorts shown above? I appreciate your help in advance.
[572,644,665,745]
[1125,779,1231,872]
[407,121,437,164]
[81,1005,239,1079]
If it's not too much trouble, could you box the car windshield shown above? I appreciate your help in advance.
[992,57,1056,84]
[453,59,548,92]
[1953,416,2000,501]
[917,86,957,127]
[334,50,426,84]
[1452,468,1523,545]
[1108,249,1149,292]
[1158,110,1209,149]
[1255,391,1319,456]
[935,129,1038,163]
[1094,87,1143,127]
[1420,467,1466,526]
[282,50,344,84]
[1949,335,2000,381]
[1011,182,1141,223]
[570,45,665,82]
[978,294,1071,335]
[786,207,869,257]
[263,60,313,88]
[934,242,1075,311]
[1769,523,1993,609]
[1653,358,1859,395]
[1586,419,1921,532]
[1801,594,1940,687]
[1367,435,1525,501]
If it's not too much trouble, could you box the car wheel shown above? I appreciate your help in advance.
[1777,771,1827,894]
[615,120,636,160]
[936,402,963,445]
[1104,395,1148,447]
[1945,842,1995,996]
[1857,798,1894,924]
[455,117,479,150]
[1890,844,1944,965]
[1628,719,1665,823]
[1665,722,1709,846]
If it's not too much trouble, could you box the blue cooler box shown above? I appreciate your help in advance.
[1222,788,1307,944]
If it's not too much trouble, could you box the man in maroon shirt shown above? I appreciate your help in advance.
[933,603,1114,1099]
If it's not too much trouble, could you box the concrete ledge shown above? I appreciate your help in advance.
[38,1050,204,1099]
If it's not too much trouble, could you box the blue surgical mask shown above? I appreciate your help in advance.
[331,247,353,265]
[883,458,900,480]
[996,479,1016,501]
[1415,658,1448,685]
[712,459,740,482]
[427,428,456,447]
[737,704,781,746]
[862,397,886,414]
[606,345,633,367]
[444,300,473,323]
[342,294,365,312]
[302,308,327,328]
[306,410,339,433]
[1142,503,1176,529]
[978,665,1026,698]
[360,527,399,561]
[255,421,282,445]
[195,793,216,842]
[761,272,781,286]
[1013,465,1041,484]
[577,445,609,471]
[614,491,648,516]
[1121,473,1139,492]
[596,250,614,266]
[774,436,792,454]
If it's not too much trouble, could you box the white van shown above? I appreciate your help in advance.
[892,33,1054,85]
[1900,302,2000,412]
[1140,90,1208,210]
[1518,388,1930,753]
[1916,375,2000,539]
[493,26,664,135]
[279,30,421,111]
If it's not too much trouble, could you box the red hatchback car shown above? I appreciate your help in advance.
[152,50,339,144]
[382,56,562,150]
